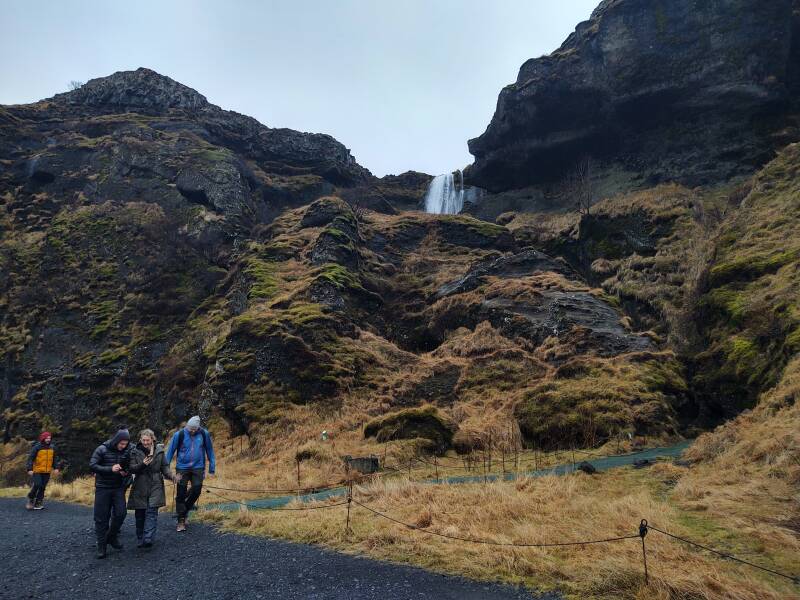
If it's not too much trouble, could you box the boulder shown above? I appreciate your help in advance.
[343,455,381,474]
[363,406,456,454]
[436,249,574,298]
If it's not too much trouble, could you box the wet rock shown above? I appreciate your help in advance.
[577,461,597,474]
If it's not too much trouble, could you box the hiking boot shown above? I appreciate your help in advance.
[96,543,107,559]
[33,501,44,510]
[143,541,153,549]
[176,518,186,532]
[25,500,34,511]
[106,535,123,550]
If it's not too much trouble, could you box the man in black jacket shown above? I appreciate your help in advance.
[89,428,131,558]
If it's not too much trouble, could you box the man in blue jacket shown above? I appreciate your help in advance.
[165,415,215,532]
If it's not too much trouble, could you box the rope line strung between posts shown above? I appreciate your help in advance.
[204,487,349,512]
[646,523,800,584]
[351,498,639,548]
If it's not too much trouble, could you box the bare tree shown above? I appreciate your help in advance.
[564,157,597,216]
[68,80,84,91]
[343,195,368,225]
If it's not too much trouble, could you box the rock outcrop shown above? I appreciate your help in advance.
[51,68,371,186]
[0,66,696,473]
[467,0,800,194]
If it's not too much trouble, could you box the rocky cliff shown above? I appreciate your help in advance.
[467,0,800,194]
[4,0,800,479]
[0,69,688,474]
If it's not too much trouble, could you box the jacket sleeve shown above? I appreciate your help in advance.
[160,455,175,481]
[128,449,145,474]
[204,430,216,474]
[26,443,40,471]
[165,431,179,466]
[89,445,112,474]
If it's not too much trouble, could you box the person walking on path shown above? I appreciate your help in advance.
[25,431,62,510]
[89,427,131,558]
[128,428,175,548]
[165,415,215,532]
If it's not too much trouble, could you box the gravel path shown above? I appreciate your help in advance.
[0,498,557,600]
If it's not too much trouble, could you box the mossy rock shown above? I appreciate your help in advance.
[435,215,516,251]
[363,405,456,454]
[300,196,355,229]
[514,353,684,449]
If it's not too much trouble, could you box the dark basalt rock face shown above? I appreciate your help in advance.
[431,249,650,358]
[0,65,690,475]
[481,292,651,358]
[0,68,377,469]
[436,249,574,298]
[467,0,800,194]
[50,68,371,185]
[338,170,434,214]
[52,67,209,110]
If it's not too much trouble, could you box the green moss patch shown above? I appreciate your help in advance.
[514,353,685,449]
[364,405,456,454]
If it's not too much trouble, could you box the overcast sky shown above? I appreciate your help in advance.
[1,1,598,176]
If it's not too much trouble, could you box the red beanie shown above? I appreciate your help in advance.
[38,431,52,443]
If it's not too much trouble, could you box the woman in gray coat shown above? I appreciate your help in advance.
[128,429,175,547]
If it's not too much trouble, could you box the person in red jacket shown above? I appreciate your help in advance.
[26,431,62,510]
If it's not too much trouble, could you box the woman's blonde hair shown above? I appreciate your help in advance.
[139,428,156,442]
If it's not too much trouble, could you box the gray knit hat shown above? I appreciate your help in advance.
[187,416,201,429]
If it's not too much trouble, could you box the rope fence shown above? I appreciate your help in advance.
[4,442,799,588]
[216,488,799,587]
[646,523,799,584]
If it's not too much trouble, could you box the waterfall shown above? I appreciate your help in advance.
[424,169,484,215]
[425,170,464,215]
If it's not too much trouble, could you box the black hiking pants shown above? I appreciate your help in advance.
[176,469,204,519]
[28,473,50,502]
[94,486,127,544]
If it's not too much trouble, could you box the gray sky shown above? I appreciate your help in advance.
[1,1,598,176]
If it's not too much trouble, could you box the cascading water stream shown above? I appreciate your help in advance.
[424,169,481,215]
[425,172,462,214]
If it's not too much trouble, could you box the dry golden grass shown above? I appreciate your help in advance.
[185,354,799,599]
[670,357,800,573]
[201,466,797,600]
[3,400,795,600]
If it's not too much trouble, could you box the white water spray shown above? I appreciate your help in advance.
[425,170,466,215]
[424,170,483,214]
